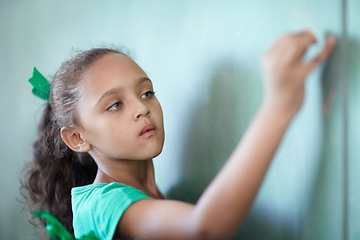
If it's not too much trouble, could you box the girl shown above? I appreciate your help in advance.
[22,30,335,240]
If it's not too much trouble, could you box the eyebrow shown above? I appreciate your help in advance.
[96,77,152,106]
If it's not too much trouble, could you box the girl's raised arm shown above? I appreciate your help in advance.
[118,31,336,240]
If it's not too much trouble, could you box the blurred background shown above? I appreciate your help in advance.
[0,0,359,239]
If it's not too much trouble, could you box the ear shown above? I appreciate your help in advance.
[60,126,91,153]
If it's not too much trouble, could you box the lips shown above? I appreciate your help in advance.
[139,124,156,136]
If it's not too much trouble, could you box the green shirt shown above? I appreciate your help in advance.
[71,182,151,240]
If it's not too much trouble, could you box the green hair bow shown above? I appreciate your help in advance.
[33,210,100,240]
[28,67,51,101]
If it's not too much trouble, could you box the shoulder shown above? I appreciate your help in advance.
[71,182,151,239]
[72,182,151,207]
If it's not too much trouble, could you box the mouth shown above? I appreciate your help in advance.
[139,124,156,137]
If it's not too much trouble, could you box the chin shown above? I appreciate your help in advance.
[148,135,164,159]
[148,144,163,159]
[137,135,164,160]
[152,147,163,159]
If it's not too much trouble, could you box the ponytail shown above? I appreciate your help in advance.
[22,48,123,237]
[22,103,97,234]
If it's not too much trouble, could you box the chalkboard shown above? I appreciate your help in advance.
[0,1,358,239]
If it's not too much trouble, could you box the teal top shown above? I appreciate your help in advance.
[71,182,151,240]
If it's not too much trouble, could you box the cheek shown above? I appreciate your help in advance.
[152,101,164,124]
[153,104,165,143]
[98,121,132,145]
[81,116,130,149]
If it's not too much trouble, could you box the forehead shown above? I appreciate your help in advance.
[80,53,148,96]
[85,53,146,81]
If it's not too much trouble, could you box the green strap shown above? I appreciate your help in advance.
[28,67,51,101]
[33,210,100,240]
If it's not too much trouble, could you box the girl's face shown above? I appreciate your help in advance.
[76,53,165,162]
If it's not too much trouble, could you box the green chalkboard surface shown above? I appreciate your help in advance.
[0,1,358,239]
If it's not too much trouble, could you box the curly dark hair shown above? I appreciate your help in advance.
[21,48,124,237]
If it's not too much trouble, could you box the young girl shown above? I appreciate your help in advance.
[23,30,335,240]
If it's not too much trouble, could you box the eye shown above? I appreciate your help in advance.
[141,90,156,99]
[107,102,122,111]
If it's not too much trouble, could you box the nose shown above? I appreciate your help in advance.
[133,99,150,120]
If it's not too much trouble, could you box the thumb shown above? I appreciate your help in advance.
[304,35,336,74]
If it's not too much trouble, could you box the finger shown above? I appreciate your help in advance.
[295,30,317,44]
[304,35,336,73]
[267,30,314,54]
[265,30,316,64]
[292,30,317,58]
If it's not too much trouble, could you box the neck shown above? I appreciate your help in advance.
[93,158,162,199]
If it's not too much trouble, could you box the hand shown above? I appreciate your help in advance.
[262,30,336,117]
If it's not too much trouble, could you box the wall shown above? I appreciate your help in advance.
[0,1,357,239]
[348,0,360,239]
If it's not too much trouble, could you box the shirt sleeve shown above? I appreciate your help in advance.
[94,183,151,239]
[73,183,151,240]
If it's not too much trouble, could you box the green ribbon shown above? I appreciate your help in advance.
[33,210,100,240]
[28,67,51,101]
